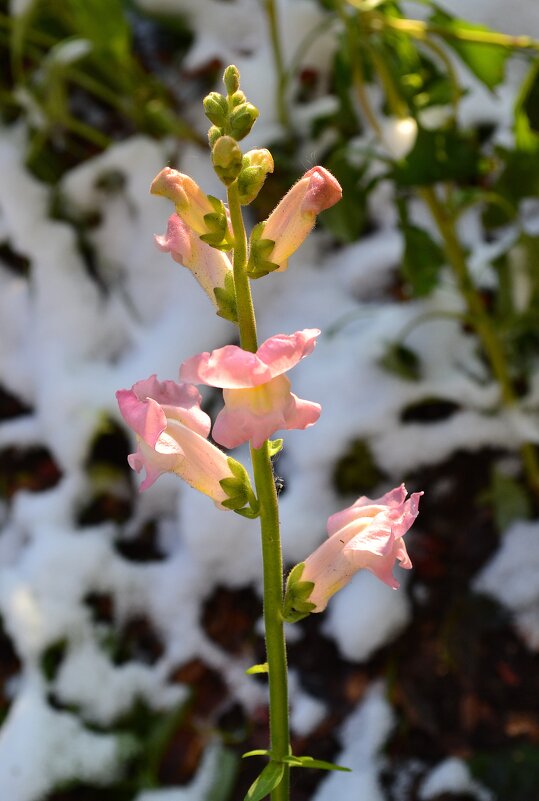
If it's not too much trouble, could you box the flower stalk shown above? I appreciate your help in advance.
[227,178,291,801]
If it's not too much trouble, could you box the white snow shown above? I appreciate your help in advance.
[419,757,493,801]
[474,521,539,649]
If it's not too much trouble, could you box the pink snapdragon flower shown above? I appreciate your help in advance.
[116,375,235,508]
[301,485,422,611]
[261,166,342,271]
[180,329,321,449]
[151,167,221,236]
[155,214,233,308]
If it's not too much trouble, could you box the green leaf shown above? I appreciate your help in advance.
[268,439,283,457]
[242,749,270,758]
[379,343,422,381]
[490,469,532,533]
[283,755,351,772]
[394,127,480,186]
[430,9,510,90]
[244,761,284,801]
[401,224,445,297]
[317,147,369,243]
[245,663,268,676]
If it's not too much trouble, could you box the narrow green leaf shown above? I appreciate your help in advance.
[245,663,268,675]
[244,761,284,801]
[242,749,270,758]
[283,755,351,772]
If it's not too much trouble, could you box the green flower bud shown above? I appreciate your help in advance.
[237,149,274,205]
[208,125,222,148]
[230,90,247,108]
[212,135,243,185]
[223,64,240,96]
[203,91,228,127]
[229,102,259,141]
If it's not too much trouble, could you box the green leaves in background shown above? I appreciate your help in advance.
[430,8,510,91]
[318,147,370,242]
[401,223,445,296]
[394,126,480,186]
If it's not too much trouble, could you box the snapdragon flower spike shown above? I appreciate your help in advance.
[180,329,321,449]
[255,166,342,273]
[297,485,422,612]
[155,214,236,321]
[116,375,239,509]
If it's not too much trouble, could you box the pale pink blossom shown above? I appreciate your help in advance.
[261,166,342,271]
[151,167,219,236]
[155,214,233,308]
[301,485,422,611]
[180,329,322,449]
[116,375,234,508]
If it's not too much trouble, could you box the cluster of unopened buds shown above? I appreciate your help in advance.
[116,65,422,797]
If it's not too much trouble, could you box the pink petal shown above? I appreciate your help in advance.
[180,346,272,389]
[211,377,321,449]
[130,375,210,438]
[180,329,320,389]
[117,390,167,449]
[155,214,192,264]
[300,166,343,215]
[256,329,320,378]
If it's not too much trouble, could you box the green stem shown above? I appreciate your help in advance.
[420,187,539,496]
[346,10,539,496]
[263,0,291,132]
[227,182,290,800]
[370,12,539,52]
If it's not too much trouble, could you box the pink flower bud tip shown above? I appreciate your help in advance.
[262,166,342,270]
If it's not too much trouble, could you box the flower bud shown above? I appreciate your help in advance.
[260,166,342,270]
[229,102,259,141]
[223,64,240,96]
[212,135,243,185]
[208,125,222,148]
[230,90,246,108]
[150,167,216,235]
[203,91,228,127]
[237,149,274,205]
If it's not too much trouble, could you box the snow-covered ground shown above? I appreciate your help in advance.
[1,1,539,799]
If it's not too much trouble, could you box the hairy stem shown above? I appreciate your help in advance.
[227,182,290,800]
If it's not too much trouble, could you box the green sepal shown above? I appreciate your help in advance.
[214,272,238,323]
[282,562,316,623]
[242,749,270,758]
[247,222,279,279]
[244,761,284,801]
[200,196,229,248]
[245,663,268,675]
[268,439,283,457]
[282,755,351,772]
[220,458,259,518]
